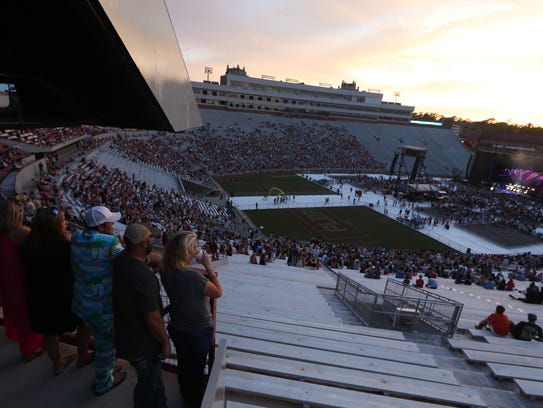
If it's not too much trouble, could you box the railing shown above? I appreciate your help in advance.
[201,338,227,408]
[335,275,463,336]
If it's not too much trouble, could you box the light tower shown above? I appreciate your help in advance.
[205,66,213,81]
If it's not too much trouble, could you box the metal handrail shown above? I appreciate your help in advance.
[335,275,463,336]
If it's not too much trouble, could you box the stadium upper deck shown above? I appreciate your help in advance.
[192,65,414,123]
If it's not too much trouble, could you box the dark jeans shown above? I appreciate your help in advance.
[128,354,168,408]
[168,325,213,408]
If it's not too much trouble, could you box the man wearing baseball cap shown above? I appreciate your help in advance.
[71,206,126,395]
[511,313,543,342]
[113,223,170,407]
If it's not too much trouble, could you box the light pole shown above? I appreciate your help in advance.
[205,66,213,82]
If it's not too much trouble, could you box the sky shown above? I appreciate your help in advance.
[166,0,543,127]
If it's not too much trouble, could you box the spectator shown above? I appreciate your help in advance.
[22,207,92,374]
[474,305,512,337]
[0,198,44,360]
[511,313,543,342]
[415,275,425,288]
[113,223,170,407]
[71,205,126,395]
[509,282,540,304]
[160,231,222,408]
[426,277,439,289]
[505,279,515,291]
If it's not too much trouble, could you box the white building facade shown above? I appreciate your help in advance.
[192,65,414,123]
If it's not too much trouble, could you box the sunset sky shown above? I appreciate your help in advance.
[166,0,543,126]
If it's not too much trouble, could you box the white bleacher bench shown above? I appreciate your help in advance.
[216,321,418,354]
[462,349,543,369]
[488,363,543,382]
[514,379,543,398]
[226,349,486,407]
[448,338,541,358]
[219,335,457,384]
[217,310,407,340]
[467,329,543,349]
[217,313,411,349]
[225,370,456,408]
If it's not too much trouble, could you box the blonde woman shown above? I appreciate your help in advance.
[160,230,222,408]
[0,198,43,360]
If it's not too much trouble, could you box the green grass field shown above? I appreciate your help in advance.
[245,206,450,250]
[215,174,332,197]
[217,173,451,250]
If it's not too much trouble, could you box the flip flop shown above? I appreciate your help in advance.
[55,353,77,375]
[76,351,95,368]
[94,369,127,396]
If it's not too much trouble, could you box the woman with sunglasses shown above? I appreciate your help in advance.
[0,198,44,361]
[160,230,222,408]
[22,207,92,374]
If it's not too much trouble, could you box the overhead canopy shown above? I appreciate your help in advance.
[0,0,201,132]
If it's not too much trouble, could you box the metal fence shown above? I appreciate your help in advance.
[335,275,463,336]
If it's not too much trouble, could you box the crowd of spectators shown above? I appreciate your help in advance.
[0,143,27,180]
[428,182,543,233]
[0,125,106,147]
[6,122,543,283]
[228,236,543,286]
[60,159,249,244]
[111,121,386,186]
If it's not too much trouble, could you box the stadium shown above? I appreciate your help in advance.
[2,2,543,407]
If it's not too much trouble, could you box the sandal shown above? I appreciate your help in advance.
[55,353,77,375]
[94,369,127,396]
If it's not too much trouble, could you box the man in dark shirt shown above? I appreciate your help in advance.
[509,282,540,303]
[113,223,171,407]
[511,313,543,342]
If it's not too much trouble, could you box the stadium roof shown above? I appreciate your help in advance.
[0,0,201,132]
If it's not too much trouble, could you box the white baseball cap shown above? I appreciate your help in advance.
[84,206,121,227]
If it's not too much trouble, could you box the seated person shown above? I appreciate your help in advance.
[415,275,425,288]
[249,252,258,264]
[509,282,540,303]
[484,280,495,290]
[403,276,411,285]
[496,279,506,290]
[474,305,512,337]
[511,313,543,342]
[426,277,438,289]
[505,279,515,291]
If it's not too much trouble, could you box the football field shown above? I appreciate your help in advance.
[245,206,450,250]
